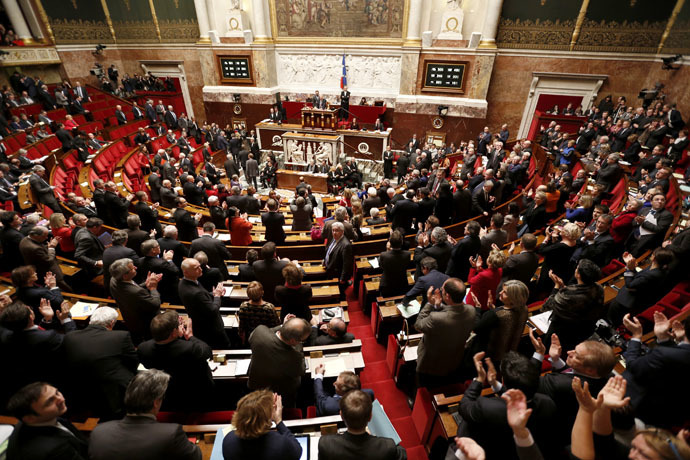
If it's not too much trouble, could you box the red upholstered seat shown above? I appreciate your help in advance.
[411,387,435,447]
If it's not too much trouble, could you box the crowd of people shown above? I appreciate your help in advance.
[0,81,688,460]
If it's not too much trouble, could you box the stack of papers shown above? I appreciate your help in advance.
[70,301,99,318]
[369,257,380,269]
[235,359,250,375]
[528,310,552,333]
[397,300,421,319]
[223,286,234,297]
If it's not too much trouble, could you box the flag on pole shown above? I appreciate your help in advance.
[340,54,347,89]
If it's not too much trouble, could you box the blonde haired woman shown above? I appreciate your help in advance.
[49,212,75,257]
[467,248,506,311]
[222,390,302,460]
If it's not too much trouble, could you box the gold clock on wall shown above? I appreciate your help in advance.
[233,104,242,115]
[432,116,444,129]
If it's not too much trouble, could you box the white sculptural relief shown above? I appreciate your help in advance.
[276,53,401,92]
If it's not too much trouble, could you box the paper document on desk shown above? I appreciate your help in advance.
[528,311,552,333]
[235,359,250,375]
[223,286,233,297]
[324,359,347,376]
[248,216,260,224]
[369,257,380,269]
[397,300,421,319]
[360,227,371,235]
[222,315,238,328]
[70,301,99,318]
[215,233,231,241]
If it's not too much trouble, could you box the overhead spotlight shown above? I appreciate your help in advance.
[233,93,241,103]
[438,105,449,117]
[662,54,682,70]
[92,44,106,56]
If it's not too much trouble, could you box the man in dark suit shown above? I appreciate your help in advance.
[56,122,74,150]
[109,258,162,345]
[19,226,68,290]
[115,104,127,125]
[29,165,61,213]
[182,174,205,206]
[225,185,246,212]
[137,312,213,413]
[518,191,548,236]
[102,230,140,296]
[471,180,495,218]
[622,313,690,428]
[479,213,508,260]
[173,197,201,242]
[446,221,481,281]
[261,198,286,244]
[389,189,418,234]
[133,127,151,146]
[500,233,539,288]
[457,352,558,459]
[147,167,162,203]
[610,120,632,152]
[6,382,88,460]
[403,257,449,306]
[318,390,407,460]
[88,369,202,459]
[253,242,289,305]
[104,181,133,228]
[310,317,355,346]
[74,217,105,278]
[379,231,411,298]
[452,180,472,223]
[145,99,157,122]
[0,211,26,273]
[189,222,231,280]
[164,105,178,129]
[324,222,353,300]
[133,191,162,237]
[313,367,373,417]
[158,225,188,268]
[628,192,673,257]
[575,122,597,153]
[178,258,229,348]
[62,307,138,420]
[414,226,453,278]
[595,153,623,192]
[160,180,178,209]
[571,214,615,267]
[139,239,180,303]
[224,153,240,179]
[73,81,90,101]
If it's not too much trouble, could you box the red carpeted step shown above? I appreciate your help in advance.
[406,445,430,460]
[349,325,374,340]
[361,337,387,362]
[347,299,362,313]
[358,360,391,385]
[369,381,412,420]
[347,310,370,327]
[390,416,422,449]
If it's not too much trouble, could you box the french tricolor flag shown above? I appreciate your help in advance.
[340,54,347,89]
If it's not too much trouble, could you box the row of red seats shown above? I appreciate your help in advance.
[108,119,148,144]
[637,280,690,332]
[92,140,129,181]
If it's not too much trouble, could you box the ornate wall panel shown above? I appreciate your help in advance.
[105,0,157,43]
[664,0,690,54]
[153,0,199,42]
[272,0,405,40]
[39,0,113,44]
[275,52,402,95]
[574,0,675,52]
[496,0,582,50]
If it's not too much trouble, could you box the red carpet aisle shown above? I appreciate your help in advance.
[346,288,429,460]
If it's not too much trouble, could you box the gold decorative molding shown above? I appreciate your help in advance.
[575,18,666,53]
[100,0,117,41]
[658,0,685,53]
[111,20,158,42]
[148,0,162,42]
[34,0,55,44]
[0,46,61,66]
[159,19,199,42]
[477,39,497,49]
[497,18,574,50]
[49,18,113,43]
[569,0,590,51]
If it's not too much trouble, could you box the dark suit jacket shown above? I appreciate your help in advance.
[62,325,138,418]
[74,229,105,272]
[89,415,201,460]
[390,199,419,233]
[324,237,353,282]
[238,263,256,282]
[109,279,161,344]
[102,245,139,296]
[614,267,668,312]
[521,200,547,232]
[630,207,673,256]
[157,236,188,267]
[446,235,481,281]
[471,189,494,215]
[501,251,539,287]
[19,236,64,283]
[164,111,178,129]
[417,240,454,277]
[574,231,615,266]
[453,188,472,222]
[253,258,289,304]
[160,186,177,209]
[0,226,25,272]
[459,379,558,459]
[29,173,59,209]
[8,418,88,460]
[178,278,229,348]
[189,235,231,280]
[182,181,205,206]
[104,191,131,228]
[261,210,286,244]
[318,431,406,460]
[404,269,449,305]
[126,229,150,256]
[137,337,213,412]
[134,201,162,236]
[623,340,690,427]
[379,248,412,297]
[173,208,199,242]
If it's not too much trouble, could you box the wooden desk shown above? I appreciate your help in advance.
[277,169,328,194]
[301,107,338,130]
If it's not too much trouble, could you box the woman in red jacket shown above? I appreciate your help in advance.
[49,212,75,258]
[610,199,642,245]
[466,248,506,311]
[227,206,253,246]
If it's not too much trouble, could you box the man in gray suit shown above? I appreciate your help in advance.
[245,152,259,190]
[88,369,201,460]
[414,278,476,388]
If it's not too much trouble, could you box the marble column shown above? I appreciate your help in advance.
[251,0,271,44]
[403,0,423,47]
[193,0,212,44]
[478,0,504,49]
[1,0,33,42]
[18,0,44,41]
